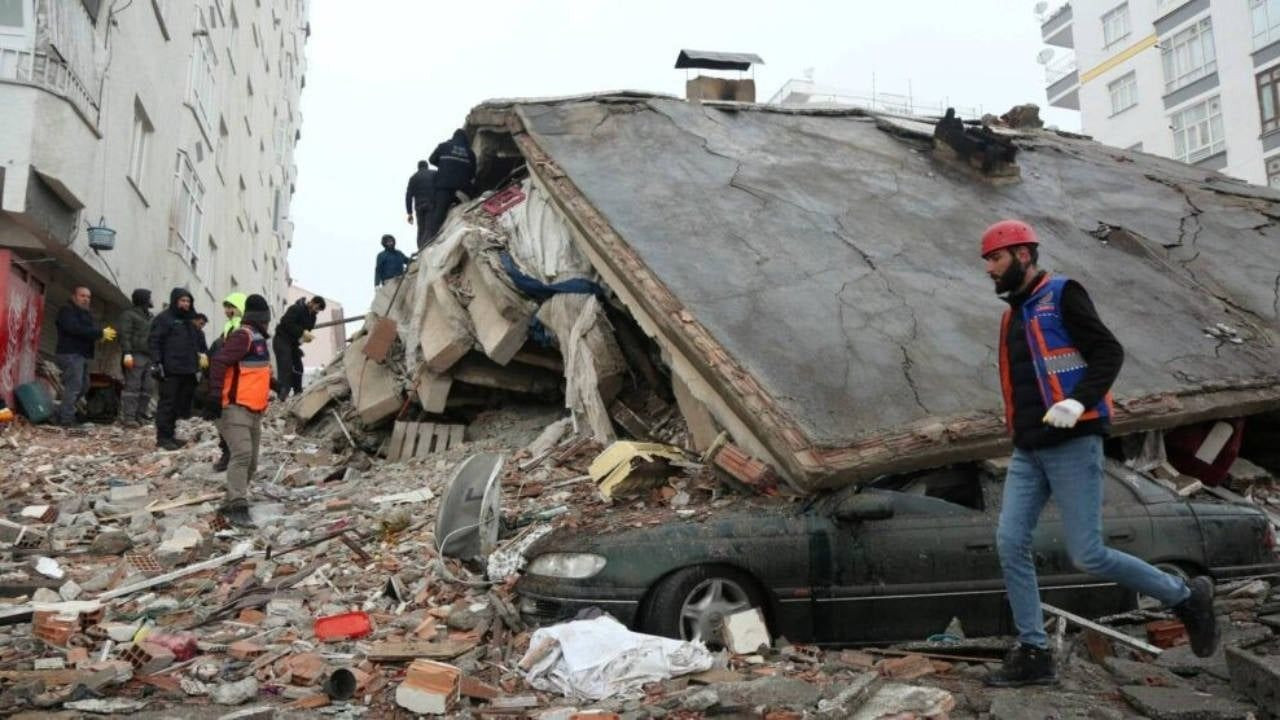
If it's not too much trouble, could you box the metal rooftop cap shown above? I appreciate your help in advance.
[674,49,764,71]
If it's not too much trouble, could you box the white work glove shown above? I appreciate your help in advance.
[1042,399,1085,429]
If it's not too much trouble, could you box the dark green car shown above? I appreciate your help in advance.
[517,460,1280,646]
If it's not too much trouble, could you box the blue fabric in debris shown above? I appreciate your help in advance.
[499,252,604,301]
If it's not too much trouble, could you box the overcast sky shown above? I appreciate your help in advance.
[289,0,1080,315]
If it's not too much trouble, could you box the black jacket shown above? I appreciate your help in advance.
[376,247,410,286]
[55,303,101,358]
[276,298,316,347]
[148,287,203,375]
[1004,272,1124,449]
[405,167,437,214]
[429,130,476,192]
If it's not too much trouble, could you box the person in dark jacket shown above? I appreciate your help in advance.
[116,288,154,426]
[405,161,437,250]
[54,286,114,426]
[149,287,202,450]
[979,220,1219,688]
[273,296,324,400]
[425,129,477,242]
[375,234,411,286]
[205,293,273,528]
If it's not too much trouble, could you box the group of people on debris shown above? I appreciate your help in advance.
[371,128,479,290]
[53,285,326,526]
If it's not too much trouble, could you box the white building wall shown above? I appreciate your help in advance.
[0,0,308,359]
[1042,0,1279,186]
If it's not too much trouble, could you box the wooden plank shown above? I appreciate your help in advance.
[449,425,465,450]
[1041,602,1163,655]
[415,423,437,458]
[387,421,409,462]
[434,425,451,454]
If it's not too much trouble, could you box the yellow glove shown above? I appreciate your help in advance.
[123,354,134,369]
[199,353,209,370]
[301,331,314,343]
[101,326,117,342]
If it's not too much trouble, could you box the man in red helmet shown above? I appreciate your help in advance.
[981,219,1218,687]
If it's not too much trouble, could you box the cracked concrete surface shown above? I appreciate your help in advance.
[510,95,1280,465]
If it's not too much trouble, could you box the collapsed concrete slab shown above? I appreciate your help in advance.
[343,335,403,426]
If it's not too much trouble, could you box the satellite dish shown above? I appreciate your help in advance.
[1034,1,1049,14]
[435,453,505,561]
[1036,49,1055,65]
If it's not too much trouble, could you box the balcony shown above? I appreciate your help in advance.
[1041,3,1074,48]
[1044,55,1079,110]
[0,48,101,129]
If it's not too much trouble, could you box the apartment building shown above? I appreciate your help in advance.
[1040,0,1280,186]
[0,0,307,400]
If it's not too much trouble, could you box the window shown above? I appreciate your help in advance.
[1162,18,1216,94]
[271,187,283,232]
[1170,96,1225,164]
[127,99,153,188]
[1108,72,1138,115]
[1266,156,1280,189]
[1253,0,1280,50]
[172,153,205,269]
[188,11,216,130]
[0,0,25,27]
[1258,66,1280,135]
[206,236,219,288]
[1102,4,1131,48]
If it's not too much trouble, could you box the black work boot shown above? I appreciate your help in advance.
[1173,576,1220,658]
[985,643,1058,687]
[218,499,254,529]
[212,452,229,473]
[157,437,182,451]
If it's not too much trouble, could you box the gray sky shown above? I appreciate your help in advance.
[289,0,1079,315]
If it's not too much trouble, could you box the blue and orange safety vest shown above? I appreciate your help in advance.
[222,327,271,412]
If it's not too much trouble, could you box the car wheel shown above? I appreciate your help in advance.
[640,565,767,647]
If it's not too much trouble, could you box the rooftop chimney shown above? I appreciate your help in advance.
[676,49,764,103]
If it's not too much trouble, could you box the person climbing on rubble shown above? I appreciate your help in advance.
[209,293,247,472]
[405,160,437,250]
[273,295,324,401]
[375,234,411,286]
[116,288,155,427]
[148,287,203,450]
[425,128,476,243]
[980,219,1219,687]
[205,293,273,528]
[54,286,116,427]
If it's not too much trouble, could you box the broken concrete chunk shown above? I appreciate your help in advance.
[850,683,955,720]
[395,659,460,715]
[210,677,260,706]
[721,608,770,655]
[89,530,133,555]
[462,251,535,365]
[342,335,403,426]
[420,277,475,373]
[1119,685,1254,720]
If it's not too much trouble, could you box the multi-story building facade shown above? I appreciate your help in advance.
[1040,0,1280,186]
[0,0,307,389]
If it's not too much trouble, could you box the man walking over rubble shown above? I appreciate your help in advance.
[149,287,202,450]
[426,129,476,242]
[205,293,272,528]
[116,289,154,427]
[405,160,437,250]
[273,295,324,401]
[981,219,1219,687]
[54,286,116,426]
[375,234,411,286]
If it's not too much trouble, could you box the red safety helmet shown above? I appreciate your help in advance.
[980,219,1038,258]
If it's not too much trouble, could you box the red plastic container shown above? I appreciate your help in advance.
[313,611,373,642]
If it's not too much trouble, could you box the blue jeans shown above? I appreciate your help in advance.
[996,434,1190,648]
[54,353,88,425]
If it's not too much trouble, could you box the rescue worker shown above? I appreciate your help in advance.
[148,287,202,450]
[273,295,324,400]
[425,129,476,242]
[211,293,247,472]
[375,234,410,286]
[980,219,1218,687]
[405,160,437,250]
[116,288,154,427]
[205,293,272,528]
[54,286,115,426]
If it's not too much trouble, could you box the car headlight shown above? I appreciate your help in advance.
[527,553,607,578]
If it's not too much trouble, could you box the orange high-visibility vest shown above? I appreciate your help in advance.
[222,327,271,412]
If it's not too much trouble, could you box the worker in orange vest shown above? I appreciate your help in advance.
[204,294,272,528]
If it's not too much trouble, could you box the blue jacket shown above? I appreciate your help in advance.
[375,248,410,286]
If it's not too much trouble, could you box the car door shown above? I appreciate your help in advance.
[816,485,1005,644]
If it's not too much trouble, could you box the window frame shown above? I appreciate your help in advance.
[172,152,206,272]
[127,98,153,190]
[1108,71,1139,116]
[1266,155,1280,189]
[1161,17,1217,95]
[1258,66,1280,135]
[188,10,217,133]
[1253,0,1280,51]
[1102,3,1131,49]
[1170,95,1225,164]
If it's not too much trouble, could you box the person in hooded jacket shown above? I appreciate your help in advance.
[149,287,203,450]
[375,234,410,286]
[405,161,437,250]
[273,295,324,400]
[116,289,155,426]
[205,293,272,528]
[425,129,476,242]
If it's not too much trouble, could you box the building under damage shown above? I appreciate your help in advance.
[292,91,1280,495]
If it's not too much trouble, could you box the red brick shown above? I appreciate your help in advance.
[459,675,501,700]
[878,653,936,681]
[238,609,266,625]
[229,640,266,660]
